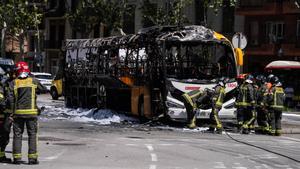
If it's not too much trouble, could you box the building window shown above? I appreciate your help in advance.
[265,21,284,44]
[249,21,259,46]
[297,20,300,39]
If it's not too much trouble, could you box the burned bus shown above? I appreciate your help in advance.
[63,25,243,121]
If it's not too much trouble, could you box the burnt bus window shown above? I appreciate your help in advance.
[165,43,236,80]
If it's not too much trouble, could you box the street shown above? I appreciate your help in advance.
[1,94,300,169]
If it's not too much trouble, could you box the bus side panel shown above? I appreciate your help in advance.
[143,86,152,118]
[131,86,152,118]
[131,87,140,116]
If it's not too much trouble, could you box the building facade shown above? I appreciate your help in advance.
[236,0,300,73]
[1,0,234,74]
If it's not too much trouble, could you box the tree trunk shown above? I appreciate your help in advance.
[1,27,6,58]
[19,33,24,60]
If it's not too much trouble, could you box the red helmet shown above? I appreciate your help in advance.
[236,74,246,80]
[16,61,30,77]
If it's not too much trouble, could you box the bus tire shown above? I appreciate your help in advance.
[138,96,147,123]
[50,87,59,100]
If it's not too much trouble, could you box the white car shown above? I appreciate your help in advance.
[31,72,53,91]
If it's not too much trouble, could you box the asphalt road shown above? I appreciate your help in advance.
[1,94,299,169]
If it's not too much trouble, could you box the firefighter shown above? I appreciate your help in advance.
[207,77,227,134]
[236,74,256,134]
[254,75,269,134]
[235,74,246,132]
[0,67,13,163]
[12,61,44,165]
[266,76,285,136]
[182,88,213,129]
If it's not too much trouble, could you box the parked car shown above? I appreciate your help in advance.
[31,72,53,92]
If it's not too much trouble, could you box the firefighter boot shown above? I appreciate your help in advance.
[187,116,196,129]
[275,130,282,136]
[0,156,11,163]
[215,128,223,134]
[13,159,22,165]
[0,150,11,163]
[242,124,250,134]
[205,127,215,133]
[28,158,39,165]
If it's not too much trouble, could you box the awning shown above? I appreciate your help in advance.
[265,60,300,69]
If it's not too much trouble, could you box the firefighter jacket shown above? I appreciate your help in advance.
[2,76,14,115]
[256,84,268,107]
[0,82,6,120]
[12,76,44,118]
[235,82,255,107]
[266,85,285,111]
[212,85,225,109]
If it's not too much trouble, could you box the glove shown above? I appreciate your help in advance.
[37,106,45,116]
[3,114,12,132]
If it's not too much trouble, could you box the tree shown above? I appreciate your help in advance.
[202,0,237,26]
[140,0,192,27]
[65,0,130,38]
[140,0,236,27]
[0,0,45,58]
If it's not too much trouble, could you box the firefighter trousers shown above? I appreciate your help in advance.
[209,108,222,129]
[182,95,196,125]
[236,107,244,129]
[256,107,269,132]
[0,115,11,157]
[13,117,38,160]
[239,107,255,132]
[269,109,282,135]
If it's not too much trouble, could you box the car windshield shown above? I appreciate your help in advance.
[165,42,237,80]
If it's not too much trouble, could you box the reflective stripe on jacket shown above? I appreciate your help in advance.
[236,83,255,107]
[270,86,285,111]
[13,77,38,116]
[212,86,225,108]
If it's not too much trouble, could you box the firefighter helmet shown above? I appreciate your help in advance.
[270,76,279,85]
[217,77,228,87]
[245,74,254,84]
[16,61,30,78]
[267,74,275,83]
[255,75,266,85]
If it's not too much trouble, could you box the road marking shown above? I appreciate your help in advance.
[232,167,247,169]
[146,144,154,151]
[149,164,157,169]
[158,143,173,146]
[151,153,157,162]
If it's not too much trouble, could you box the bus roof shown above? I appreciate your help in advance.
[265,60,300,69]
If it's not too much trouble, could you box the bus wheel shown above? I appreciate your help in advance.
[50,87,59,100]
[138,96,147,123]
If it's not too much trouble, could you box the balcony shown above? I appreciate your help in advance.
[245,43,278,56]
[44,40,63,49]
[282,1,300,14]
[281,42,300,57]
[236,0,282,16]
